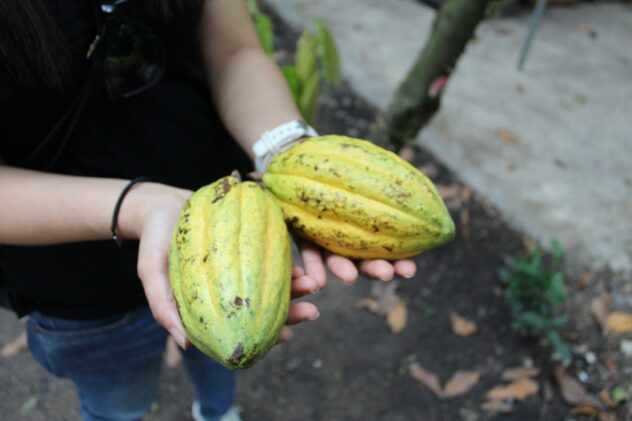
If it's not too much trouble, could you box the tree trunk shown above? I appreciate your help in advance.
[373,0,490,151]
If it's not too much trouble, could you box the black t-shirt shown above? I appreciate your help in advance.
[0,2,252,318]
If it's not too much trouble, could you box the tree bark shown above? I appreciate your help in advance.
[373,0,490,151]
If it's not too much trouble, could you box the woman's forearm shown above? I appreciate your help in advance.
[0,165,188,245]
[200,0,303,157]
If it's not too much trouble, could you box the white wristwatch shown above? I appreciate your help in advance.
[253,120,318,173]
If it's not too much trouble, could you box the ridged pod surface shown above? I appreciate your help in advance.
[263,135,455,260]
[169,176,291,370]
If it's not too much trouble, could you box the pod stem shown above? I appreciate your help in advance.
[230,169,242,182]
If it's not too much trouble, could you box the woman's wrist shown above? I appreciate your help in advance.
[116,182,191,241]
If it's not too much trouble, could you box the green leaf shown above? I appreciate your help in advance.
[314,20,341,87]
[511,259,540,278]
[547,272,567,305]
[299,71,320,126]
[550,315,568,329]
[295,30,319,88]
[519,311,549,332]
[498,268,511,283]
[281,66,301,105]
[550,239,564,262]
[546,330,572,363]
[253,13,274,57]
[19,394,39,414]
[611,386,628,403]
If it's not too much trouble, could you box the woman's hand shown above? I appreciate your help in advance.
[294,238,417,286]
[128,183,322,348]
[125,183,193,349]
[276,239,418,342]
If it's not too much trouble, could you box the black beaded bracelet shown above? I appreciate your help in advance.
[111,177,149,247]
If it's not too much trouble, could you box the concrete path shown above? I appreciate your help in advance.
[267,0,632,276]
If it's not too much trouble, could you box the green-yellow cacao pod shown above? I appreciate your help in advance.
[262,135,455,260]
[169,175,291,370]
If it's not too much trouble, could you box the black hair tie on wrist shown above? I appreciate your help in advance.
[111,177,149,247]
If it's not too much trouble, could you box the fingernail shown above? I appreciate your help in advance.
[169,328,187,349]
[310,311,320,321]
[310,288,321,294]
[404,273,415,279]
[380,275,393,281]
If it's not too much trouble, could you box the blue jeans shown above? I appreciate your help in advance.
[27,305,234,421]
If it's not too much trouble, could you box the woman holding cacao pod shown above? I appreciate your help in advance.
[0,1,416,420]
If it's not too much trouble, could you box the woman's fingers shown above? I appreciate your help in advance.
[291,273,322,298]
[297,240,327,289]
[324,251,358,284]
[277,326,294,343]
[358,259,395,281]
[286,301,319,325]
[393,259,417,278]
[137,211,188,349]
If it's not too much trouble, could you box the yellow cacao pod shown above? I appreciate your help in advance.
[262,135,455,260]
[169,176,291,370]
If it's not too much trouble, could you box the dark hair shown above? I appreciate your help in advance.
[0,0,73,91]
[0,0,203,92]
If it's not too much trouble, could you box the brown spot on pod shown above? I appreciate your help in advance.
[234,296,243,307]
[222,178,232,194]
[227,342,245,365]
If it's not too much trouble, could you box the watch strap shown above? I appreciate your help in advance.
[253,120,318,173]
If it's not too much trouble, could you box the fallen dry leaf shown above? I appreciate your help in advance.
[358,282,407,334]
[409,363,480,399]
[571,405,600,417]
[501,366,540,381]
[450,312,477,336]
[590,293,610,333]
[487,378,539,401]
[387,298,407,334]
[554,366,604,409]
[0,331,27,358]
[496,129,518,145]
[356,297,381,314]
[605,312,632,335]
[398,145,416,162]
[409,362,444,398]
[443,370,481,398]
[481,399,513,414]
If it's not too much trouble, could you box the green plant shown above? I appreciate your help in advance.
[498,240,572,363]
[247,1,341,126]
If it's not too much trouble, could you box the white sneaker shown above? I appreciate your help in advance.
[192,401,242,421]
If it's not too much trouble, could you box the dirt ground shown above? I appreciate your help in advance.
[1,5,630,421]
